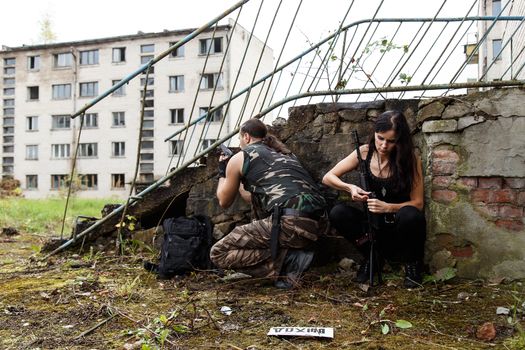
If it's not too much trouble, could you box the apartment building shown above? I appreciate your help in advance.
[477,0,525,80]
[1,23,273,198]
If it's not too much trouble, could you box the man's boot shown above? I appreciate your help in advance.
[404,261,423,288]
[275,250,314,289]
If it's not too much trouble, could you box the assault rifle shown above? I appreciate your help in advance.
[352,130,382,287]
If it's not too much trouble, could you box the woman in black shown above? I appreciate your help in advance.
[322,110,426,288]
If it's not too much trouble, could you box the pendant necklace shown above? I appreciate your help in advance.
[376,152,387,197]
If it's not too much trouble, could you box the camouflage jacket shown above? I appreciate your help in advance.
[241,142,326,215]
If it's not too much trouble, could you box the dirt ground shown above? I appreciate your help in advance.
[1,230,524,350]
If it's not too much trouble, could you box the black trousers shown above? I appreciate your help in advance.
[329,204,426,263]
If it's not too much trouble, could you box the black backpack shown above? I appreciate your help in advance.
[145,215,214,279]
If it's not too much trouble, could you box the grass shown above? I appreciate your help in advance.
[0,197,119,236]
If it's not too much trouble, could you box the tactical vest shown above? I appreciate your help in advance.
[241,142,325,214]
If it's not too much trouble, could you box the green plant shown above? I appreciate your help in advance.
[423,267,457,284]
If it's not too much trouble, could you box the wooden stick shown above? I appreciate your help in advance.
[74,314,116,340]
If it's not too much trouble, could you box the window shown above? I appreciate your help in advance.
[111,174,125,189]
[143,120,154,129]
[4,58,16,66]
[143,99,154,108]
[3,165,14,174]
[51,144,70,159]
[112,80,126,96]
[169,42,185,57]
[3,108,14,116]
[140,77,154,86]
[82,113,98,128]
[79,143,98,158]
[170,108,184,124]
[141,129,154,138]
[3,88,15,96]
[169,75,184,92]
[26,116,38,131]
[141,141,154,149]
[28,86,39,100]
[492,0,502,15]
[3,126,14,134]
[54,52,73,68]
[112,47,126,63]
[140,163,154,172]
[112,112,125,126]
[201,139,216,151]
[170,140,184,155]
[492,39,503,61]
[3,78,15,86]
[199,106,223,122]
[139,173,154,182]
[51,174,68,190]
[4,135,14,143]
[141,152,155,163]
[200,73,223,90]
[79,174,98,190]
[141,44,154,53]
[3,117,14,126]
[80,49,99,65]
[79,82,98,97]
[52,84,72,100]
[144,110,154,118]
[199,38,223,55]
[3,157,14,164]
[3,99,14,107]
[26,175,38,190]
[112,142,125,157]
[140,55,154,66]
[3,145,14,153]
[26,145,38,160]
[27,55,40,70]
[4,67,15,75]
[52,115,71,129]
[140,153,154,161]
[140,90,154,98]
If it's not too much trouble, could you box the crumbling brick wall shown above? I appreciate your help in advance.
[183,87,524,279]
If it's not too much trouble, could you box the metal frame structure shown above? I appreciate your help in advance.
[45,0,525,257]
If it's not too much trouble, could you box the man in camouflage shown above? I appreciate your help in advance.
[211,118,328,288]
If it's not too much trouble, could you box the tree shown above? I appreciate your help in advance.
[38,14,57,44]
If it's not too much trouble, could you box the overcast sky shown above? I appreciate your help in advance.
[1,0,479,106]
[0,0,476,48]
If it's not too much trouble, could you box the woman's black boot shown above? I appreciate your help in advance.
[404,261,423,288]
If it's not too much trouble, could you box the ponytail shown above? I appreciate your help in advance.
[241,118,291,154]
[263,134,291,154]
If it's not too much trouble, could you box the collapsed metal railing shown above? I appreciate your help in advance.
[46,0,525,257]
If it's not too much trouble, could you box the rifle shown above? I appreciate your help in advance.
[352,130,382,287]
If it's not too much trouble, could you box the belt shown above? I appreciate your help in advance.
[281,208,320,221]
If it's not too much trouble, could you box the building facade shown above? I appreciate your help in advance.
[477,0,525,81]
[1,24,273,198]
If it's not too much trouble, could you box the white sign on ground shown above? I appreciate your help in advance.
[267,327,334,338]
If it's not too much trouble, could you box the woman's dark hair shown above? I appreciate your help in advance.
[368,110,418,194]
[240,118,291,154]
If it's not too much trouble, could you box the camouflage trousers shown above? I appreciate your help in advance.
[210,215,328,278]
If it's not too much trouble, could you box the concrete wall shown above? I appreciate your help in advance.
[188,87,524,279]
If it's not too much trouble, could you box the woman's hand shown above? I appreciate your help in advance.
[367,198,391,213]
[348,184,371,202]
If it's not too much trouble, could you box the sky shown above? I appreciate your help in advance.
[1,0,479,106]
[0,0,477,49]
